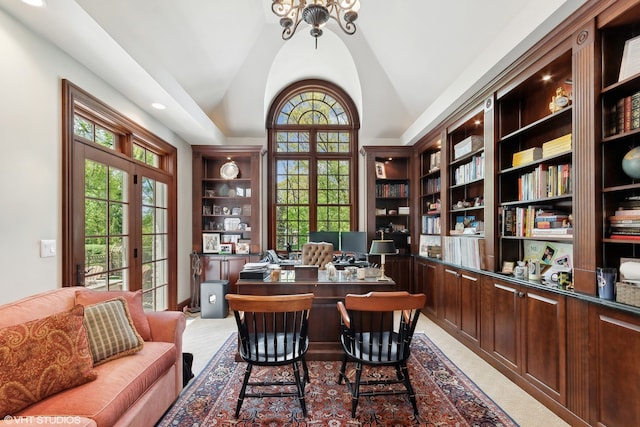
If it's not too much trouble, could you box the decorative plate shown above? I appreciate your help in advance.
[220,161,239,179]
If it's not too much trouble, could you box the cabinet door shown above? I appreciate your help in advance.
[201,256,223,281]
[521,288,566,404]
[459,271,480,343]
[482,277,520,372]
[590,306,640,427]
[443,268,460,329]
[414,258,439,316]
[383,255,412,291]
[226,256,249,294]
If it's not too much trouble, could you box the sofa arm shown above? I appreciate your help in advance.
[146,311,185,345]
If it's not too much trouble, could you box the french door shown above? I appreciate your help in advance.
[72,143,171,310]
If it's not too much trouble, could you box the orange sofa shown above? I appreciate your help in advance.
[0,287,186,427]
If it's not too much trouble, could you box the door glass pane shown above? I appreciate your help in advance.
[141,178,169,310]
[84,159,129,291]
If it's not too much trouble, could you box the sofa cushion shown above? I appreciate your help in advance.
[75,290,152,341]
[83,298,144,366]
[17,342,177,427]
[0,305,98,417]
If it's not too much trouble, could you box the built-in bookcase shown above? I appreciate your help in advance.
[496,49,574,268]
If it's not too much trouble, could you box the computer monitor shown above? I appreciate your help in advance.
[308,231,340,251]
[340,231,368,258]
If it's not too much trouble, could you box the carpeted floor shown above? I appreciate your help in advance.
[157,333,519,426]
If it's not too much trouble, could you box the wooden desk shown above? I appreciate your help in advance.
[235,270,396,360]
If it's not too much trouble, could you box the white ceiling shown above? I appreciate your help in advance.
[1,0,586,146]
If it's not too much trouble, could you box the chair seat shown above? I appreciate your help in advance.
[342,332,410,364]
[240,332,308,364]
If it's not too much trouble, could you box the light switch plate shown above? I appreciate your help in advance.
[40,239,56,257]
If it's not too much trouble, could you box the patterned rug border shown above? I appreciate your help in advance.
[158,332,519,426]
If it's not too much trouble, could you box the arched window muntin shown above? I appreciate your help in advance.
[267,79,360,252]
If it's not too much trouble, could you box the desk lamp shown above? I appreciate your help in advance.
[369,239,396,281]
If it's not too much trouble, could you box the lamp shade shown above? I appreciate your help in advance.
[369,240,397,255]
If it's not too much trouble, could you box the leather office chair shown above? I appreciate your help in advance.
[337,291,426,418]
[301,242,334,270]
[225,293,315,418]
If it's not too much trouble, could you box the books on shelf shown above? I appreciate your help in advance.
[501,206,572,238]
[605,91,640,136]
[376,182,409,198]
[442,235,485,269]
[421,214,441,235]
[542,133,572,158]
[512,147,542,167]
[453,152,484,185]
[516,163,571,201]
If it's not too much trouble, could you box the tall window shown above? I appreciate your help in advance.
[63,80,177,310]
[267,80,360,251]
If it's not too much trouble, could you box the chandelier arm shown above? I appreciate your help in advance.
[327,6,357,36]
[282,15,304,40]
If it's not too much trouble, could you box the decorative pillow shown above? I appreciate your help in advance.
[83,297,144,366]
[0,305,97,418]
[75,289,152,341]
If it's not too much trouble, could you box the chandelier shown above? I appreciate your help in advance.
[271,0,360,47]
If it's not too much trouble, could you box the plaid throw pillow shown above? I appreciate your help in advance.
[83,297,144,365]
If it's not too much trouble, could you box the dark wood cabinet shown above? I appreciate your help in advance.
[201,254,255,294]
[442,266,480,344]
[362,146,413,254]
[480,276,566,405]
[589,304,640,427]
[369,254,413,292]
[192,146,262,256]
[414,257,440,315]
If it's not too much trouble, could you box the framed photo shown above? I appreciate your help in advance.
[236,241,250,255]
[224,234,242,244]
[231,206,242,215]
[501,261,515,274]
[202,233,220,253]
[375,161,386,179]
[219,243,233,254]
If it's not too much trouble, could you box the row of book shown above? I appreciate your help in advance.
[604,91,640,136]
[442,236,485,269]
[452,152,485,185]
[376,183,409,198]
[424,176,441,194]
[421,214,441,235]
[609,201,640,239]
[501,206,573,238]
[516,163,572,201]
[511,133,572,168]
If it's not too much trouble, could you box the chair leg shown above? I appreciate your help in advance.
[338,354,348,384]
[400,362,419,417]
[301,357,310,384]
[235,363,253,418]
[351,362,363,418]
[292,360,308,417]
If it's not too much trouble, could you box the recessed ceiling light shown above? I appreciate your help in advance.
[21,0,46,7]
[151,102,166,110]
[542,74,552,81]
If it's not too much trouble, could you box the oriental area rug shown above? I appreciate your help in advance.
[157,333,518,426]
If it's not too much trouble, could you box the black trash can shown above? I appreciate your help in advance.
[200,280,229,319]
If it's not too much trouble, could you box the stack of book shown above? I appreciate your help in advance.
[542,133,572,158]
[532,210,572,238]
[609,199,640,239]
[512,147,542,167]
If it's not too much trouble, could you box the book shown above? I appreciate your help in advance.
[513,147,543,167]
[532,227,573,235]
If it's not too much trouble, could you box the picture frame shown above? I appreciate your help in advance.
[219,243,233,254]
[202,233,220,253]
[375,161,386,179]
[619,34,640,81]
[236,241,250,255]
[501,261,515,274]
[231,206,242,215]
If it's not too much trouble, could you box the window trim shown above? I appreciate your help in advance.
[266,79,360,250]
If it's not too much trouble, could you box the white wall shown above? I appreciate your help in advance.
[0,8,192,305]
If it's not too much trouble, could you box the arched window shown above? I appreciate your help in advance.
[267,79,360,251]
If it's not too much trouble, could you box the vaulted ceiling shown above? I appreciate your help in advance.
[1,0,586,146]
